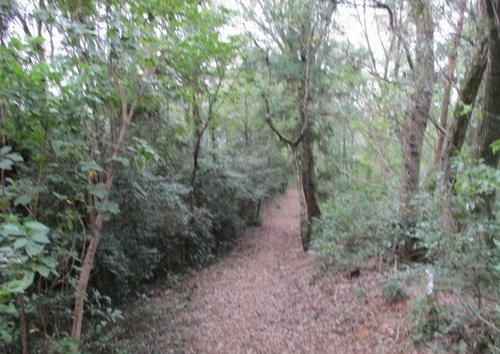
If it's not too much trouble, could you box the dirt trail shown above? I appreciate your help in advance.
[149,189,416,353]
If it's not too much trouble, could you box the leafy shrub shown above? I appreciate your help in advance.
[382,280,407,304]
[311,179,397,270]
[401,156,499,352]
[409,297,440,343]
[89,134,288,303]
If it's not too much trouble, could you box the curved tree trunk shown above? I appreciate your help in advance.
[71,62,145,342]
[440,40,487,182]
[439,39,487,232]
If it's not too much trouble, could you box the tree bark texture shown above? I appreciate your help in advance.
[190,98,203,211]
[297,44,320,251]
[476,0,500,168]
[71,63,143,341]
[439,39,487,232]
[440,40,487,183]
[474,0,500,218]
[399,0,435,227]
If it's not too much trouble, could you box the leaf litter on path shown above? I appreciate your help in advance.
[126,189,427,354]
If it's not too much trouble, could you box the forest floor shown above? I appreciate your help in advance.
[118,189,428,354]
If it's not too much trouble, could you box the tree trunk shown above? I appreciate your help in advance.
[191,130,202,210]
[190,98,203,211]
[301,122,320,221]
[71,63,140,341]
[433,3,465,168]
[297,44,319,250]
[474,0,500,218]
[293,148,310,251]
[399,0,435,230]
[18,295,28,354]
[440,40,487,182]
[71,148,123,340]
[439,39,487,232]
[299,124,319,251]
[71,211,104,339]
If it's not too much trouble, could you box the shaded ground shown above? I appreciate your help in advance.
[119,189,424,353]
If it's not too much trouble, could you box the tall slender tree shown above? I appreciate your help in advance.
[244,0,335,250]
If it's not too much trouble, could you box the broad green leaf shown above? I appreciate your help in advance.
[0,159,13,170]
[41,256,58,269]
[2,223,25,236]
[36,265,51,278]
[25,221,49,233]
[14,195,33,206]
[29,36,44,46]
[0,330,13,344]
[2,273,34,293]
[7,152,23,162]
[13,238,28,249]
[32,233,50,244]
[0,146,12,155]
[0,303,18,316]
[25,241,43,257]
[88,183,107,199]
[80,160,104,173]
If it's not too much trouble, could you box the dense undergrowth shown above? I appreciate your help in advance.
[312,152,500,352]
[0,1,288,352]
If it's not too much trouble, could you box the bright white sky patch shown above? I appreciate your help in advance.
[216,0,389,60]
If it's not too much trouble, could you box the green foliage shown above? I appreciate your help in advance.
[490,139,500,154]
[416,155,500,299]
[409,297,440,343]
[382,280,407,305]
[49,337,80,354]
[311,179,396,270]
[0,146,23,171]
[389,154,500,351]
[91,134,287,302]
[0,0,287,351]
[0,216,57,346]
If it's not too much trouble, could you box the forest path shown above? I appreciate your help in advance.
[145,188,415,353]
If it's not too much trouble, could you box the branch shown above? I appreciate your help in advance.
[355,1,378,75]
[428,113,447,136]
[262,94,295,146]
[400,37,414,71]
[373,1,394,30]
[201,67,226,136]
[15,11,32,37]
[341,0,394,29]
[342,0,414,71]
